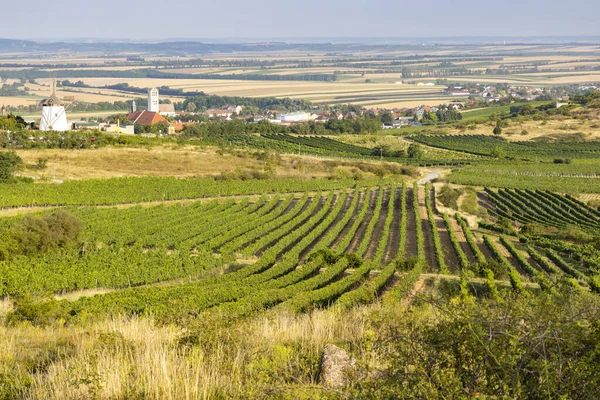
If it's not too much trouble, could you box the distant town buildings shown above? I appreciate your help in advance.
[127,110,167,125]
[275,112,311,123]
[159,104,176,117]
[204,105,243,119]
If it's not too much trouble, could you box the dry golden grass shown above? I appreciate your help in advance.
[446,118,600,141]
[0,307,372,399]
[15,145,410,182]
[15,146,274,180]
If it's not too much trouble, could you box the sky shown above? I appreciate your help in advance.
[2,0,599,40]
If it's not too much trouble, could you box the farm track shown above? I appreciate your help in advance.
[525,252,548,274]
[436,216,460,273]
[345,190,377,254]
[494,238,525,275]
[449,217,477,264]
[404,188,418,259]
[418,186,437,272]
[364,189,391,261]
[383,188,402,265]
[377,272,403,297]
[474,232,494,260]
[477,191,495,212]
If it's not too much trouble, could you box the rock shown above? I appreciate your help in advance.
[319,344,357,388]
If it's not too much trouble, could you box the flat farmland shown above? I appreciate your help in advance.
[68,77,443,100]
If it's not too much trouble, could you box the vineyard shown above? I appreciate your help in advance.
[449,163,600,193]
[484,188,600,233]
[410,134,600,161]
[4,184,599,325]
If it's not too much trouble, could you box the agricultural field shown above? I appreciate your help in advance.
[2,41,600,398]
[1,153,599,396]
[4,42,600,114]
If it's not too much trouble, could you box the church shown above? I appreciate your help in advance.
[127,87,175,125]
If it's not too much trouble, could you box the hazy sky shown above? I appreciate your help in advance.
[2,0,599,40]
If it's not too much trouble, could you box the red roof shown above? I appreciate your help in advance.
[127,111,167,125]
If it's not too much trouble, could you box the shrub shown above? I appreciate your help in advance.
[10,211,83,255]
[437,184,462,209]
[0,151,22,183]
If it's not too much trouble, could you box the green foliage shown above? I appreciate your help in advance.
[0,211,82,262]
[0,151,21,183]
[407,143,424,160]
[356,286,600,398]
[10,211,83,256]
[437,184,462,209]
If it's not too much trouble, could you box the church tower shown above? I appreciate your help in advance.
[148,87,159,113]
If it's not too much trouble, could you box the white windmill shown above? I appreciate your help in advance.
[39,77,69,131]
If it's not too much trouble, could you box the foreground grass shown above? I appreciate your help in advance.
[0,308,370,399]
[2,278,599,399]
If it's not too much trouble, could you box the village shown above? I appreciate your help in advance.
[2,80,594,135]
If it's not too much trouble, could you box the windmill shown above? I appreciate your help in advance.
[39,74,70,131]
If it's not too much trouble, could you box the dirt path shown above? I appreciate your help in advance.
[346,190,377,254]
[493,237,524,274]
[477,191,495,212]
[417,170,441,185]
[400,275,427,308]
[404,188,418,259]
[365,189,391,261]
[383,188,401,265]
[436,216,460,273]
[449,217,478,264]
[418,186,437,272]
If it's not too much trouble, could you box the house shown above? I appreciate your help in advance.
[449,101,465,110]
[275,112,311,123]
[205,109,234,119]
[224,105,243,114]
[104,124,135,135]
[416,106,432,116]
[447,88,470,96]
[127,110,168,125]
[205,105,242,119]
[159,104,176,117]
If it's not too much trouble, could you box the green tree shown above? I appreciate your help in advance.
[0,151,22,183]
[186,102,197,113]
[407,143,424,160]
[493,121,503,135]
[380,111,394,126]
